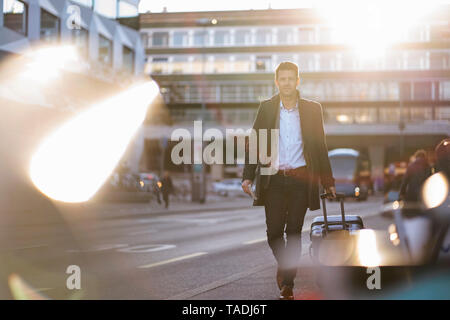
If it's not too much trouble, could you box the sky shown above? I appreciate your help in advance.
[138,0,450,13]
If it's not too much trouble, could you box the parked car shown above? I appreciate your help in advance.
[212,178,245,197]
[138,172,161,192]
[328,149,370,201]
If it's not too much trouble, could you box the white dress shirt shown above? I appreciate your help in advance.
[276,99,306,170]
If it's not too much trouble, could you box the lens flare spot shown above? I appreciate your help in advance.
[29,81,160,203]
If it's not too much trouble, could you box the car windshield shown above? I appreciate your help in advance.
[329,156,357,180]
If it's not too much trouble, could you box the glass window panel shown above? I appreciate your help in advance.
[123,46,134,73]
[255,56,271,71]
[40,9,60,43]
[413,82,432,100]
[214,30,229,46]
[409,107,433,121]
[440,81,450,100]
[234,55,251,73]
[278,28,294,44]
[194,31,207,46]
[99,35,112,66]
[256,29,272,45]
[72,27,88,58]
[298,27,315,43]
[3,0,27,35]
[173,31,188,46]
[152,32,169,46]
[436,107,450,121]
[319,27,333,43]
[235,29,251,45]
[407,51,426,70]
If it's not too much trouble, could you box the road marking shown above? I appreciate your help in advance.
[67,244,128,253]
[130,229,158,236]
[4,245,48,251]
[138,252,207,269]
[243,238,266,245]
[118,244,176,253]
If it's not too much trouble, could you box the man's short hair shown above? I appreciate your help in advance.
[275,62,299,80]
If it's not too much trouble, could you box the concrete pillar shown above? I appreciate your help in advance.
[89,16,99,62]
[113,28,122,71]
[27,0,41,42]
[0,0,4,27]
[368,145,385,192]
[134,37,145,76]
[60,1,73,41]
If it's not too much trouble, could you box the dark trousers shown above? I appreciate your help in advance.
[163,192,169,208]
[264,171,309,287]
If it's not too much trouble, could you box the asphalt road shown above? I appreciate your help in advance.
[0,195,392,300]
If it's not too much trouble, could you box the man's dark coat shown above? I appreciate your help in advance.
[242,91,335,211]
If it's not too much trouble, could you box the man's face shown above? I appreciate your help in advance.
[275,69,299,97]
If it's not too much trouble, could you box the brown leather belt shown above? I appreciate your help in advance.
[276,166,308,177]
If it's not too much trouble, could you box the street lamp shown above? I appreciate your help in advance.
[190,18,217,203]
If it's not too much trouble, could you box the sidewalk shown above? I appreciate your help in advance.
[53,193,254,223]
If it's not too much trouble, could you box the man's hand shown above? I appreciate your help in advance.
[325,186,336,199]
[242,179,252,196]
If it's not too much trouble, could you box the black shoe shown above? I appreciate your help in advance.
[279,285,294,300]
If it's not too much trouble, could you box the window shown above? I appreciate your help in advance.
[407,51,426,70]
[173,31,188,46]
[99,35,112,66]
[440,81,450,100]
[413,82,432,100]
[152,32,169,46]
[235,30,251,45]
[430,51,449,70]
[214,30,229,46]
[40,9,60,43]
[256,29,272,45]
[172,55,189,74]
[278,28,294,44]
[319,53,336,71]
[151,57,168,74]
[194,30,207,46]
[298,27,315,43]
[3,0,27,35]
[255,56,271,71]
[298,53,315,72]
[277,55,294,66]
[123,46,134,73]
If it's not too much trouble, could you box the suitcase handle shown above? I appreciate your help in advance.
[320,192,345,199]
[320,192,346,233]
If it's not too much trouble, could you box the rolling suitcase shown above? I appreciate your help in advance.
[309,192,364,263]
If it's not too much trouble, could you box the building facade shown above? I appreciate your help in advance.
[138,7,450,188]
[1,0,145,77]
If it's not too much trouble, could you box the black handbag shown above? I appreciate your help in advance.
[251,164,265,206]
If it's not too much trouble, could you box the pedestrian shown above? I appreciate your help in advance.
[160,171,174,209]
[435,138,450,178]
[399,149,432,203]
[241,62,336,300]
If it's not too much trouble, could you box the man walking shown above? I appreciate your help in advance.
[241,62,336,300]
[160,171,174,209]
